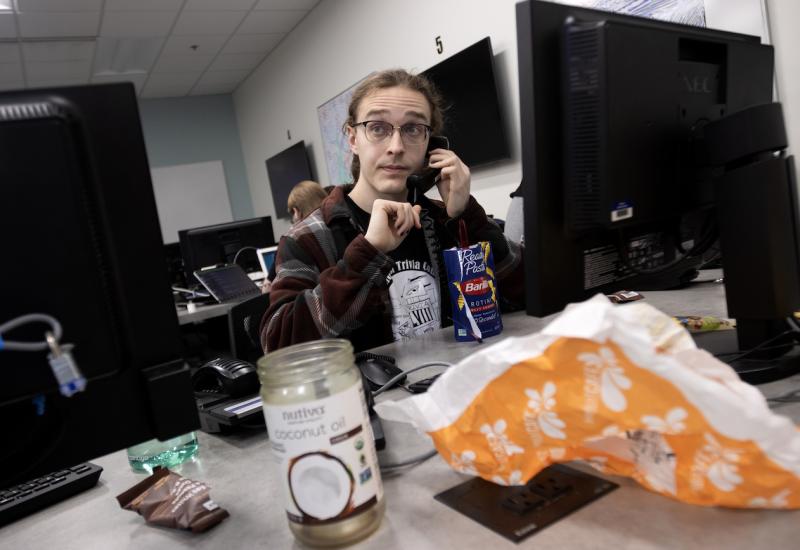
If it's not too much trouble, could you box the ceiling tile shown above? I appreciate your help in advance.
[255,0,318,9]
[162,34,227,57]
[93,37,164,73]
[100,11,178,37]
[141,80,195,98]
[105,0,183,11]
[0,13,16,39]
[0,43,21,63]
[18,12,101,38]
[0,63,23,83]
[22,41,94,62]
[27,59,91,81]
[208,52,262,72]
[173,11,247,36]
[190,80,238,95]
[28,78,88,88]
[185,0,257,10]
[222,33,282,54]
[152,53,214,73]
[197,69,250,85]
[16,0,103,11]
[91,72,147,94]
[0,81,25,91]
[237,9,305,34]
[145,72,200,88]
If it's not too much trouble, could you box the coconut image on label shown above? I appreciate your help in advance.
[288,451,355,521]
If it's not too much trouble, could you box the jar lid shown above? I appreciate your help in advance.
[257,338,354,387]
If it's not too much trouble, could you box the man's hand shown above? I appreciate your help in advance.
[364,199,422,253]
[430,148,471,218]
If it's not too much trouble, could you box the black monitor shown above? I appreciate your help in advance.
[0,83,199,487]
[265,141,314,219]
[516,1,800,382]
[423,37,511,167]
[178,216,275,283]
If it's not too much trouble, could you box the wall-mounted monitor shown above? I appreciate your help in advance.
[265,141,314,219]
[423,37,510,167]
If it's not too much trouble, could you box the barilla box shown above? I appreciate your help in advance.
[443,241,503,341]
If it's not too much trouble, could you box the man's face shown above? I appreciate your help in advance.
[348,86,431,199]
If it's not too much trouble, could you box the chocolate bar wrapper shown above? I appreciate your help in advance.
[117,467,229,532]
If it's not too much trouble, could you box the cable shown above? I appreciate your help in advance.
[373,362,451,472]
[615,210,719,278]
[380,449,438,473]
[0,313,87,397]
[714,322,799,363]
[372,361,452,397]
[766,388,800,405]
[232,246,258,266]
[0,313,62,351]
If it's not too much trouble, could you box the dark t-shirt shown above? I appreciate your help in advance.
[345,195,442,340]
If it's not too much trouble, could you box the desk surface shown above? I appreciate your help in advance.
[176,301,235,325]
[5,274,800,549]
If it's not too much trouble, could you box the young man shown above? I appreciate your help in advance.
[260,69,524,352]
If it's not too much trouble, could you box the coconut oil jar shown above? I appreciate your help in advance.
[257,339,385,546]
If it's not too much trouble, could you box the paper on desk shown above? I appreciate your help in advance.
[375,294,800,508]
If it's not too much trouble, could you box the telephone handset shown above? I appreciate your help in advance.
[407,135,450,202]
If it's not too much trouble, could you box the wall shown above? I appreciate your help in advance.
[234,0,522,237]
[766,0,800,152]
[233,0,778,238]
[138,94,253,221]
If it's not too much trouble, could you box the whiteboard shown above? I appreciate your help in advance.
[150,160,233,244]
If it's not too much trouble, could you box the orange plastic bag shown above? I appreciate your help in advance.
[376,295,800,508]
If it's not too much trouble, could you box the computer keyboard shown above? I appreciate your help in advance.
[0,462,103,527]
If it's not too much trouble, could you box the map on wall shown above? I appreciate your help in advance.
[317,74,371,186]
[557,0,706,26]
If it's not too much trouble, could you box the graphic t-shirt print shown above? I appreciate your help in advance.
[387,259,440,340]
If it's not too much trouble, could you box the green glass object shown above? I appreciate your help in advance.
[127,432,199,473]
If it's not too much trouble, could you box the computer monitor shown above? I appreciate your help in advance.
[0,83,199,487]
[265,141,314,219]
[423,37,511,167]
[178,216,275,284]
[516,1,800,382]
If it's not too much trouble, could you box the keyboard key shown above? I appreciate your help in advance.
[0,463,102,527]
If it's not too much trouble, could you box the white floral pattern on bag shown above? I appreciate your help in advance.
[481,419,524,465]
[523,381,567,445]
[492,470,523,486]
[749,489,790,508]
[641,407,688,434]
[450,450,478,475]
[691,433,743,492]
[578,347,632,412]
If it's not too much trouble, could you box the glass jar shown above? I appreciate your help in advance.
[127,432,199,473]
[258,339,385,547]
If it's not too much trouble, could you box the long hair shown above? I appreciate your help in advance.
[343,69,445,182]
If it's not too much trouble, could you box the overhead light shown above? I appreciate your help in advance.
[0,1,13,12]
[93,37,163,75]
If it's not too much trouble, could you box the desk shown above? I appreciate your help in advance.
[177,302,236,325]
[4,275,800,549]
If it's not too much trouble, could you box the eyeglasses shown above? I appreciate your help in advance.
[352,120,431,145]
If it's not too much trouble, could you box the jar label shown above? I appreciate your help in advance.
[262,383,383,524]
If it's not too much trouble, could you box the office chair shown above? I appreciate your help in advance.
[227,293,270,363]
